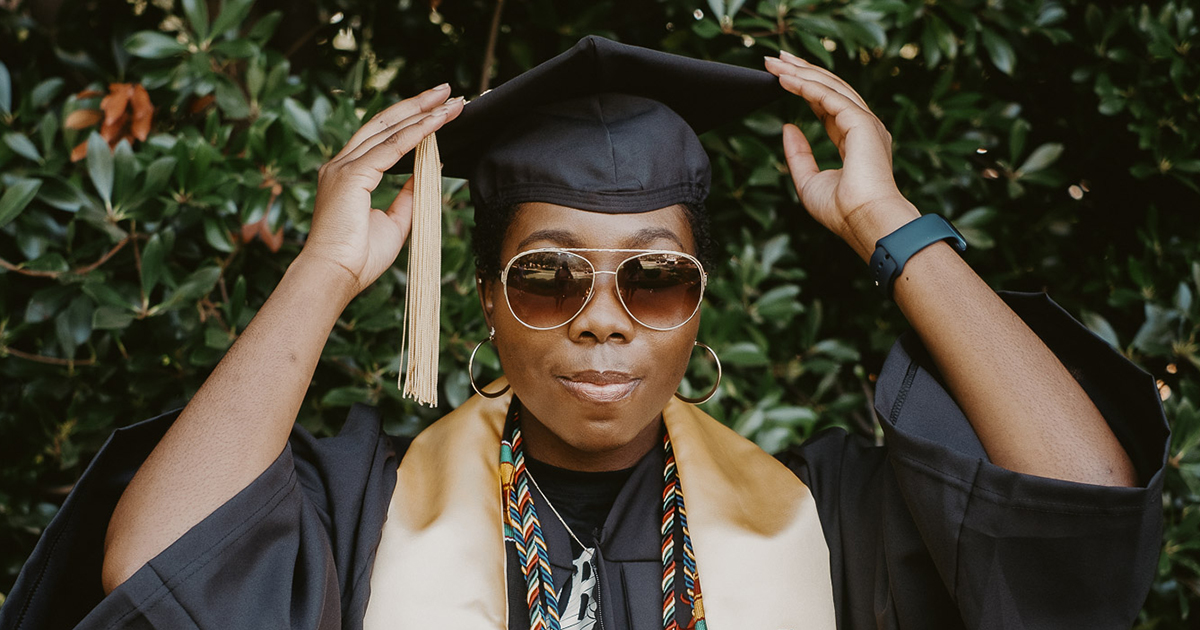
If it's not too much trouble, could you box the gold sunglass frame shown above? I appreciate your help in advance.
[499,247,708,332]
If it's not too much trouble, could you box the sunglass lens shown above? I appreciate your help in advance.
[506,251,593,328]
[618,253,703,329]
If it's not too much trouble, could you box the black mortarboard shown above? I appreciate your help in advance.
[398,35,786,404]
[396,34,786,213]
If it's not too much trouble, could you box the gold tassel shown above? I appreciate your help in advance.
[399,133,442,406]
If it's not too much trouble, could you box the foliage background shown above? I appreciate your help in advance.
[0,0,1197,624]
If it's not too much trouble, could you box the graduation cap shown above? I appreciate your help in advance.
[399,35,786,405]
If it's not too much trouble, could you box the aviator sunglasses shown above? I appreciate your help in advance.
[500,248,707,331]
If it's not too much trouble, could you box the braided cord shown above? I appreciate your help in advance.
[505,414,562,630]
[661,434,680,630]
[504,407,703,630]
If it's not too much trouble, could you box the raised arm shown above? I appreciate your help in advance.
[764,52,1137,488]
[100,86,465,594]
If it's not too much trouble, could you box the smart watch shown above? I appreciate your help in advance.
[870,214,967,298]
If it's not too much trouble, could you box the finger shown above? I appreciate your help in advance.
[331,84,451,161]
[384,176,416,238]
[341,98,463,164]
[352,99,465,179]
[779,74,883,155]
[777,50,873,113]
[766,55,871,113]
[782,123,820,196]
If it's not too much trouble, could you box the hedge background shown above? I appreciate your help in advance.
[0,0,1197,625]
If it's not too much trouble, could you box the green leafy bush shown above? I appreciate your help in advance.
[0,0,1196,624]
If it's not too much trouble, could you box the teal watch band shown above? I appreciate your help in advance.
[870,214,967,298]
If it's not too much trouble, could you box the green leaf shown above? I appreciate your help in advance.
[322,386,373,407]
[37,178,87,212]
[55,297,94,359]
[981,28,1016,75]
[764,405,818,426]
[140,233,166,294]
[0,178,42,229]
[810,338,860,362]
[93,306,135,330]
[203,216,234,252]
[1176,281,1193,314]
[1017,143,1064,174]
[25,286,74,323]
[246,11,283,43]
[214,76,251,119]
[754,284,802,322]
[24,252,68,272]
[722,341,770,366]
[83,282,135,310]
[1132,302,1179,356]
[182,0,210,41]
[245,56,266,101]
[282,98,319,144]
[151,266,221,314]
[4,132,41,161]
[928,14,958,61]
[86,132,114,207]
[211,0,256,37]
[31,77,65,109]
[1080,310,1120,348]
[211,40,257,59]
[797,31,834,68]
[229,274,247,325]
[124,31,189,59]
[0,61,10,115]
[112,140,136,204]
[143,156,177,194]
[1008,118,1030,164]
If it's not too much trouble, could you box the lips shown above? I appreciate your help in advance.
[558,370,640,403]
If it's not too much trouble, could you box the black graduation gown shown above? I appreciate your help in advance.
[0,292,1169,630]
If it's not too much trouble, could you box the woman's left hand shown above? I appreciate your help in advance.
[765,51,919,261]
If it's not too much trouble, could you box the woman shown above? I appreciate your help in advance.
[1,37,1166,630]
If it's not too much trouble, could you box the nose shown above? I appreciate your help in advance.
[567,271,635,343]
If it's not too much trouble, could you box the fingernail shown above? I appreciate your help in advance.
[779,50,797,60]
[445,96,465,105]
[434,82,450,91]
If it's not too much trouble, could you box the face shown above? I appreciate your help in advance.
[479,202,701,471]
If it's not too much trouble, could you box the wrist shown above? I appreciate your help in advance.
[285,253,361,310]
[843,197,921,262]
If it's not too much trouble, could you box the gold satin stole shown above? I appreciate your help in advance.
[363,380,836,629]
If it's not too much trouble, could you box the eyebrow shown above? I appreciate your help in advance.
[515,226,687,251]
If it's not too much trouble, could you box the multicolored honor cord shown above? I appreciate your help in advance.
[500,404,706,630]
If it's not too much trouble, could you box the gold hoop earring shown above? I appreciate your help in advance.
[469,327,511,399]
[675,341,722,405]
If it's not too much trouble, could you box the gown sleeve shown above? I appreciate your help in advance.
[777,291,1169,630]
[0,403,404,630]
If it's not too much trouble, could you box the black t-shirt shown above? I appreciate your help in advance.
[524,456,638,550]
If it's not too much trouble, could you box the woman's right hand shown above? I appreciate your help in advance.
[300,84,465,297]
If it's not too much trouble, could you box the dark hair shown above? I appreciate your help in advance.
[471,202,714,279]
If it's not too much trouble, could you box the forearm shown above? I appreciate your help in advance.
[854,203,1138,487]
[102,255,356,592]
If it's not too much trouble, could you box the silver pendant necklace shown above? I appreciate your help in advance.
[526,469,602,630]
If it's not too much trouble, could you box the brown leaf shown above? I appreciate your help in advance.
[64,109,103,130]
[100,83,133,127]
[240,217,262,243]
[70,140,89,162]
[259,221,284,253]
[74,89,103,99]
[189,94,216,114]
[130,85,153,141]
[100,110,129,144]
